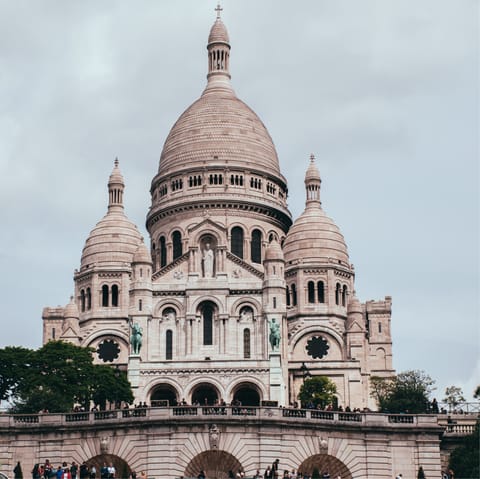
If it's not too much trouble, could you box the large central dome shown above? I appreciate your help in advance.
[158,90,281,177]
[148,13,290,232]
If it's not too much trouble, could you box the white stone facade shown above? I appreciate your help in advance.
[42,13,394,412]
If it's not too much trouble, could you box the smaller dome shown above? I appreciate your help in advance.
[208,18,229,44]
[264,239,284,261]
[347,293,362,315]
[64,296,79,319]
[133,241,152,264]
[283,204,349,266]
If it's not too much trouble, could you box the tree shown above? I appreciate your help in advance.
[474,385,480,399]
[443,386,466,412]
[91,365,134,410]
[370,370,435,413]
[448,422,479,477]
[298,376,337,409]
[2,341,134,413]
[0,346,32,402]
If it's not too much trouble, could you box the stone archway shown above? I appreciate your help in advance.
[88,454,131,479]
[185,450,242,479]
[191,383,220,405]
[150,383,179,406]
[298,454,352,479]
[232,383,261,406]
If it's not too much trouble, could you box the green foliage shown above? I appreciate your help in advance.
[298,376,337,409]
[448,423,479,477]
[474,385,480,399]
[443,386,466,411]
[1,341,133,413]
[0,346,32,401]
[370,370,435,413]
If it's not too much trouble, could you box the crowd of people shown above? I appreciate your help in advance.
[29,461,146,479]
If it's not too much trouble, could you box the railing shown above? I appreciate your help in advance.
[438,401,480,414]
[2,406,475,435]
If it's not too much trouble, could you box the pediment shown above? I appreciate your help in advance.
[61,326,79,338]
[226,251,264,280]
[347,320,365,333]
[152,253,189,282]
[188,217,227,236]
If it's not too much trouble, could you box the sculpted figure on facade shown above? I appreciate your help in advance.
[269,318,281,352]
[130,320,143,354]
[202,242,215,278]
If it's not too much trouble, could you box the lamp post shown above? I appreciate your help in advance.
[300,362,311,383]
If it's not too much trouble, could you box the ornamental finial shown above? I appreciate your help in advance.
[215,3,223,19]
[114,157,119,167]
[310,153,315,163]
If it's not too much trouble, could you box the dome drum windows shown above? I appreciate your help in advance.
[335,283,348,306]
[250,229,262,264]
[231,226,244,259]
[209,173,223,185]
[230,174,244,186]
[250,177,262,190]
[266,182,276,195]
[171,178,183,191]
[158,183,168,197]
[189,175,202,187]
[172,231,183,260]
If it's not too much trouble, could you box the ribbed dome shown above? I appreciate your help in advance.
[283,204,349,265]
[80,210,142,270]
[157,92,281,177]
[80,160,142,270]
[208,18,229,44]
[305,157,321,181]
[264,239,284,261]
[133,241,152,264]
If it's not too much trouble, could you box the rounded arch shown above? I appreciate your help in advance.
[298,453,352,479]
[191,227,221,247]
[231,297,262,317]
[185,450,243,479]
[227,377,267,403]
[230,225,244,258]
[230,381,262,406]
[153,298,184,318]
[150,382,180,406]
[290,325,344,355]
[190,382,221,406]
[185,378,225,405]
[190,295,224,315]
[86,455,131,479]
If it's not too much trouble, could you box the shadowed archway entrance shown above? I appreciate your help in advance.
[150,383,179,406]
[185,451,242,479]
[191,383,220,405]
[88,455,131,479]
[298,454,352,479]
[232,383,261,406]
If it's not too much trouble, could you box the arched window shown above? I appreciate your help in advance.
[251,229,262,264]
[231,226,244,259]
[102,285,109,307]
[342,285,348,306]
[201,302,214,346]
[335,283,341,305]
[166,330,173,360]
[286,285,291,306]
[317,281,325,303]
[172,231,182,260]
[243,328,251,359]
[86,288,92,310]
[139,299,143,311]
[160,236,167,267]
[308,281,315,303]
[80,290,86,312]
[291,284,297,306]
[111,284,119,307]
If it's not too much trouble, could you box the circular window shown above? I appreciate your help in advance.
[97,339,121,362]
[306,336,330,359]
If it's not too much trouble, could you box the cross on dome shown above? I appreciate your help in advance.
[215,3,223,19]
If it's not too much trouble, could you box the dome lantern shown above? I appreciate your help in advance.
[305,153,322,207]
[108,158,125,211]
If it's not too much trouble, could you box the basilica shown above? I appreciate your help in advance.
[42,10,394,411]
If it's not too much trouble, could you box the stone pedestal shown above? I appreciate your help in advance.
[128,355,141,388]
[269,352,285,405]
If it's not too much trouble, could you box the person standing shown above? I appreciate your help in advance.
[14,462,23,479]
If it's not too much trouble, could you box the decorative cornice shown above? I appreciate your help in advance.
[141,367,270,375]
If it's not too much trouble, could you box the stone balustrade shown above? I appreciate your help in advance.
[0,406,446,431]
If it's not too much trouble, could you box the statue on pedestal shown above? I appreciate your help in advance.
[269,318,281,352]
[202,242,215,278]
[130,320,143,355]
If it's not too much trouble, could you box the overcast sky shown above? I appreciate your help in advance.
[0,1,478,401]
